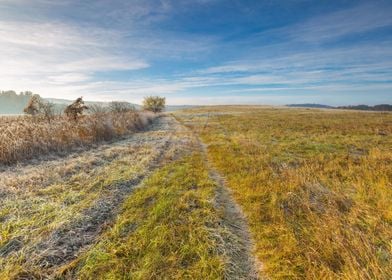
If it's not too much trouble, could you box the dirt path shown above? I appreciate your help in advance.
[29,116,194,272]
[1,115,262,279]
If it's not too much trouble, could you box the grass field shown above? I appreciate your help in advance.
[1,106,391,279]
[176,106,392,279]
[0,115,256,279]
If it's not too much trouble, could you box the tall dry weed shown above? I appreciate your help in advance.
[0,112,156,165]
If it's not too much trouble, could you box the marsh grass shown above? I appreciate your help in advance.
[176,106,392,279]
[0,111,155,165]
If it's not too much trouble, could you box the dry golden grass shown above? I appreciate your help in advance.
[0,112,155,165]
[176,106,392,279]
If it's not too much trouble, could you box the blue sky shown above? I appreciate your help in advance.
[0,0,391,105]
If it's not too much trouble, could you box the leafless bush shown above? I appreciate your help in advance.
[88,104,108,115]
[64,97,89,121]
[23,94,41,116]
[40,102,56,123]
[24,95,56,122]
[109,101,135,113]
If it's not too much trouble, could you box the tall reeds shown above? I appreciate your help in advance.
[0,111,155,165]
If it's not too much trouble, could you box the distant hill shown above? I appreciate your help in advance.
[287,103,392,111]
[337,104,392,111]
[286,103,334,109]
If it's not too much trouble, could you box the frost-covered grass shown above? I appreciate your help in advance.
[0,142,161,279]
[67,153,225,279]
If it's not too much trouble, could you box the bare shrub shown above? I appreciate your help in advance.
[24,95,56,122]
[109,101,134,113]
[23,94,41,116]
[64,97,89,121]
[40,102,56,123]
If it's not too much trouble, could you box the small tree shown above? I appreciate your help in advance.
[64,97,89,121]
[142,96,165,113]
[109,101,134,113]
[40,101,55,122]
[24,95,55,122]
[24,94,41,116]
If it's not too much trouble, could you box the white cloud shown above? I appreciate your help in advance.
[0,19,149,97]
[47,73,93,85]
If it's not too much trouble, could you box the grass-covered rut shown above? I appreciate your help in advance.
[1,116,186,278]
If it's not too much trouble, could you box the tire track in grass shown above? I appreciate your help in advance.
[201,141,263,280]
[3,115,264,279]
[173,115,264,279]
[1,116,190,279]
[30,118,177,273]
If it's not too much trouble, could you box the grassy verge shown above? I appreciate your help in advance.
[176,107,392,279]
[66,153,224,279]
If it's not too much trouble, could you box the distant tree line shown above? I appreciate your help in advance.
[0,91,34,114]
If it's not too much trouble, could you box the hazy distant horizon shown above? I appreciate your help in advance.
[2,92,391,109]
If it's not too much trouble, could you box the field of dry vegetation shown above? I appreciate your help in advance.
[176,106,392,279]
[0,114,255,279]
[1,106,391,279]
[0,111,155,165]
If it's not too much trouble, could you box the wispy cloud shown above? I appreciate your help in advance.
[287,2,392,43]
[0,19,149,94]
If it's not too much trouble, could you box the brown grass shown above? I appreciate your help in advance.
[0,111,155,165]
